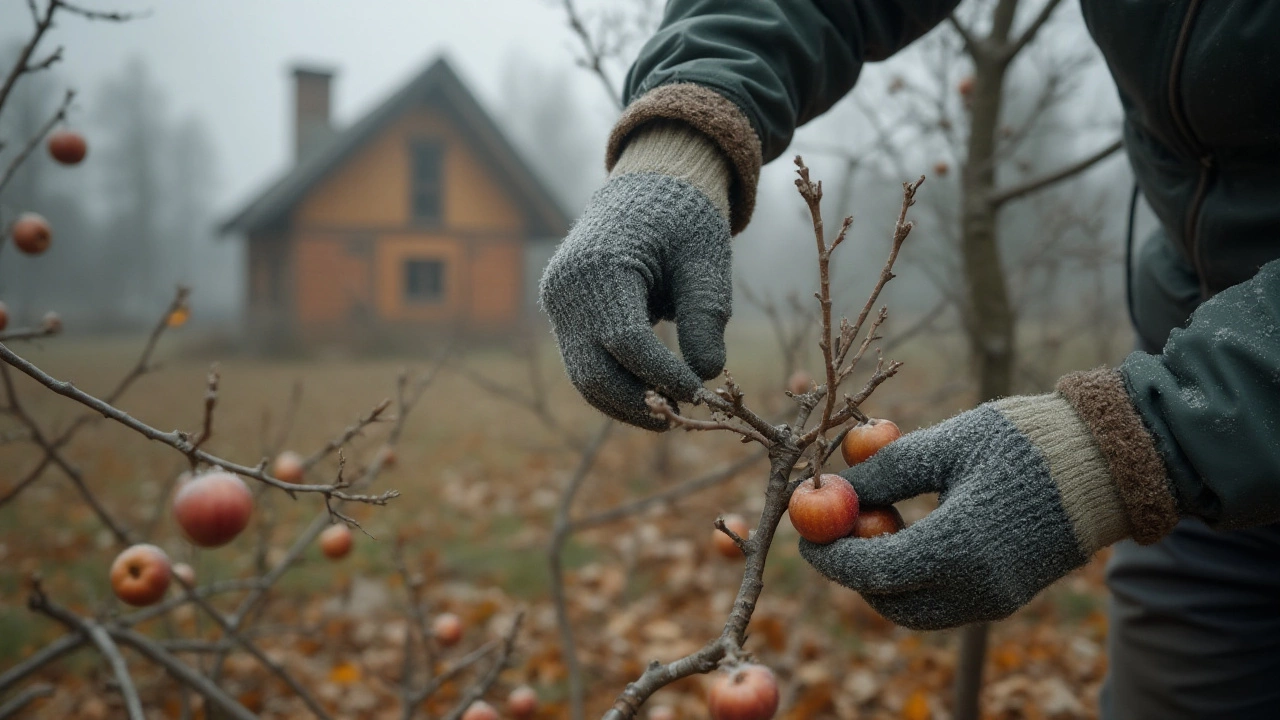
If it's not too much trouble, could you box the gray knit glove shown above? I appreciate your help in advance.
[801,386,1178,631]
[539,122,733,430]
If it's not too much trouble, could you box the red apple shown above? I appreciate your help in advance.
[786,370,812,396]
[649,706,677,720]
[11,213,51,255]
[934,161,950,177]
[958,75,975,96]
[172,471,254,547]
[433,612,463,647]
[840,419,901,467]
[461,700,498,720]
[0,301,9,331]
[110,544,172,607]
[708,664,779,720]
[272,450,305,484]
[713,514,750,559]
[788,474,859,545]
[47,130,88,165]
[507,685,538,719]
[172,562,196,586]
[320,524,353,560]
[851,505,906,538]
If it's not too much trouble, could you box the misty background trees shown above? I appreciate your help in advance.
[0,46,237,330]
[2,0,1134,359]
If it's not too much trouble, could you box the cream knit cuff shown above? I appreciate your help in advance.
[996,394,1134,554]
[609,120,732,221]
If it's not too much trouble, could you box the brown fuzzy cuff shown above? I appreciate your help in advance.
[606,83,762,235]
[1056,368,1178,544]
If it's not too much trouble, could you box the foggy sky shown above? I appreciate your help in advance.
[0,0,617,216]
[1,0,1137,325]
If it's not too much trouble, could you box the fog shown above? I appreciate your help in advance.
[0,0,1143,335]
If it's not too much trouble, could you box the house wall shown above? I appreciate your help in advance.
[285,105,528,338]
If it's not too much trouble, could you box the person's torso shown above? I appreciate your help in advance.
[1081,0,1280,304]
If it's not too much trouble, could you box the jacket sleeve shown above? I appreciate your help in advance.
[1121,259,1280,528]
[607,0,960,234]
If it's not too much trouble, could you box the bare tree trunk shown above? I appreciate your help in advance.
[961,54,1016,405]
[953,5,1020,716]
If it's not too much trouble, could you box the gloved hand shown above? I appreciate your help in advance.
[800,371,1179,630]
[539,121,733,430]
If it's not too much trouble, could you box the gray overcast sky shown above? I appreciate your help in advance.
[0,0,611,214]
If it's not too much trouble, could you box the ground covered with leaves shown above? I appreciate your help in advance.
[0,331,1114,719]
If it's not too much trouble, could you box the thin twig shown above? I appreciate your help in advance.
[0,633,85,694]
[549,419,613,720]
[0,89,73,196]
[0,683,54,719]
[28,582,144,720]
[439,612,525,720]
[0,340,399,505]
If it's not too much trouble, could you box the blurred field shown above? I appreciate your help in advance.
[0,320,1126,719]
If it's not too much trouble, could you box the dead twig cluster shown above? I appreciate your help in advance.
[598,158,920,718]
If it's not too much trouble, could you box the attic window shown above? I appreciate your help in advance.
[410,139,444,223]
[404,258,445,304]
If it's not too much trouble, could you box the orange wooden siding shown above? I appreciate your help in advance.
[294,107,525,233]
[284,104,529,331]
[293,233,372,326]
[469,241,521,327]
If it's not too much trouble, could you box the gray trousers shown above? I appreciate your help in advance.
[1098,518,1280,719]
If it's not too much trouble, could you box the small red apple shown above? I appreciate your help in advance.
[850,504,906,539]
[713,514,750,559]
[172,562,196,586]
[958,75,975,96]
[11,213,51,255]
[934,161,950,177]
[788,474,860,545]
[0,301,9,331]
[708,664,779,720]
[461,700,498,720]
[47,130,88,165]
[172,471,254,548]
[320,524,353,560]
[649,706,677,720]
[110,544,172,607]
[433,612,463,647]
[272,450,305,484]
[507,685,538,719]
[786,370,812,396]
[840,419,901,467]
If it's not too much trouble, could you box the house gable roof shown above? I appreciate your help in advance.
[220,57,570,238]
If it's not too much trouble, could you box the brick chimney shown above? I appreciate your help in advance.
[292,66,334,162]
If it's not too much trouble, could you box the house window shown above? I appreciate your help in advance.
[404,258,445,304]
[410,139,444,223]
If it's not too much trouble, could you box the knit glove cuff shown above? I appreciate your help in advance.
[610,120,732,221]
[606,83,762,235]
[1053,368,1179,545]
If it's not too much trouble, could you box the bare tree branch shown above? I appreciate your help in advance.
[989,138,1122,208]
[28,582,144,720]
[1005,0,1067,59]
[0,683,54,719]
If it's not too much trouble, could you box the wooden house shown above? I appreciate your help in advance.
[221,57,569,350]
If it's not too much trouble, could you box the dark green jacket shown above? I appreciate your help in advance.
[610,0,1280,529]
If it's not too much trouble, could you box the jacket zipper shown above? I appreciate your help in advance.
[1167,0,1212,298]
